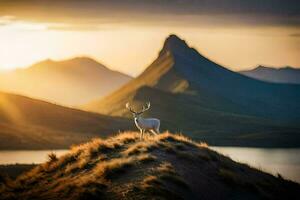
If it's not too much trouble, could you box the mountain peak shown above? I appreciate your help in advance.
[165,34,186,44]
[68,56,97,63]
[37,58,54,65]
[160,34,189,56]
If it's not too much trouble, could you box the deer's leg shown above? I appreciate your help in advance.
[150,129,157,136]
[139,129,143,140]
[141,129,146,140]
[155,127,160,134]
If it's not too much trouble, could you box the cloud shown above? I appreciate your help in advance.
[0,15,16,26]
[46,23,104,31]
[0,0,299,30]
[289,33,300,37]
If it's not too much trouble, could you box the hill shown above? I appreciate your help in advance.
[0,57,132,106]
[0,164,36,179]
[0,91,131,149]
[240,66,300,84]
[1,132,299,200]
[83,35,300,147]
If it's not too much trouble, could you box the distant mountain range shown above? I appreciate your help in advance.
[0,57,132,106]
[239,66,300,84]
[83,35,300,147]
[0,91,131,149]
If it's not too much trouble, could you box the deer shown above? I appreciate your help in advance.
[126,102,160,139]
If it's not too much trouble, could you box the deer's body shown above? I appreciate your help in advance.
[126,102,160,139]
[134,117,160,133]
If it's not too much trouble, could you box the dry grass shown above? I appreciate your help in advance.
[2,132,207,186]
[137,154,157,163]
[132,162,189,199]
[141,175,162,187]
[94,153,156,180]
[122,141,158,156]
[156,162,176,174]
[48,152,58,162]
[94,157,134,179]
[154,162,188,188]
[1,131,298,200]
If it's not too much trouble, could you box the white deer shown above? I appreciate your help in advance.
[126,102,160,139]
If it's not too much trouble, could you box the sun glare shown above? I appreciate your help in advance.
[0,94,24,124]
[0,20,299,74]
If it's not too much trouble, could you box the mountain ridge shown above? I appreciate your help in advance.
[240,65,300,84]
[0,91,131,149]
[83,34,300,121]
[0,57,132,106]
[82,34,300,147]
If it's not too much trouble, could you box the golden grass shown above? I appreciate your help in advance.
[1,131,299,200]
[122,141,158,156]
[94,157,134,179]
[140,175,162,190]
[93,153,156,180]
[24,131,206,178]
[156,162,175,174]
[0,131,209,200]
[135,161,189,199]
[48,152,58,162]
[137,154,157,163]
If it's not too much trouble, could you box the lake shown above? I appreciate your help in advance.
[0,147,299,183]
[0,150,68,165]
[211,147,300,183]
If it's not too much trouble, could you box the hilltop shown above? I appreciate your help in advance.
[1,132,299,200]
[0,91,131,149]
[240,65,300,84]
[0,57,132,106]
[83,34,300,147]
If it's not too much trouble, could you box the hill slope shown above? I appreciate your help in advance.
[240,66,300,84]
[0,57,132,106]
[0,91,131,149]
[1,132,299,200]
[83,35,300,147]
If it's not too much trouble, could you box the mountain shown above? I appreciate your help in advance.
[0,91,131,149]
[0,57,132,106]
[239,66,300,84]
[83,34,300,147]
[1,132,299,200]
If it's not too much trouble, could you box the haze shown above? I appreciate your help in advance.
[0,0,299,76]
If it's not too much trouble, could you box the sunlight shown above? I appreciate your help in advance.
[0,22,299,75]
[0,93,25,124]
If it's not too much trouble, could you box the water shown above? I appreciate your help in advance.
[0,148,299,183]
[0,150,68,165]
[211,147,300,183]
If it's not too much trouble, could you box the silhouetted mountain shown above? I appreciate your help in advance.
[0,57,132,106]
[1,132,299,200]
[83,34,300,147]
[0,91,131,149]
[240,66,300,84]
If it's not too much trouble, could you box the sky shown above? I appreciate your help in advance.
[0,0,299,76]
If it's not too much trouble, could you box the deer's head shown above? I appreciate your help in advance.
[126,102,150,118]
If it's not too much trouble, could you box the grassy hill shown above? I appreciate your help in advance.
[83,35,300,147]
[0,91,131,149]
[0,164,36,180]
[0,57,132,106]
[1,132,299,200]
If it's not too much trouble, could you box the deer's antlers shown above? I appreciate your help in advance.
[126,102,137,114]
[140,102,150,114]
[126,102,151,114]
